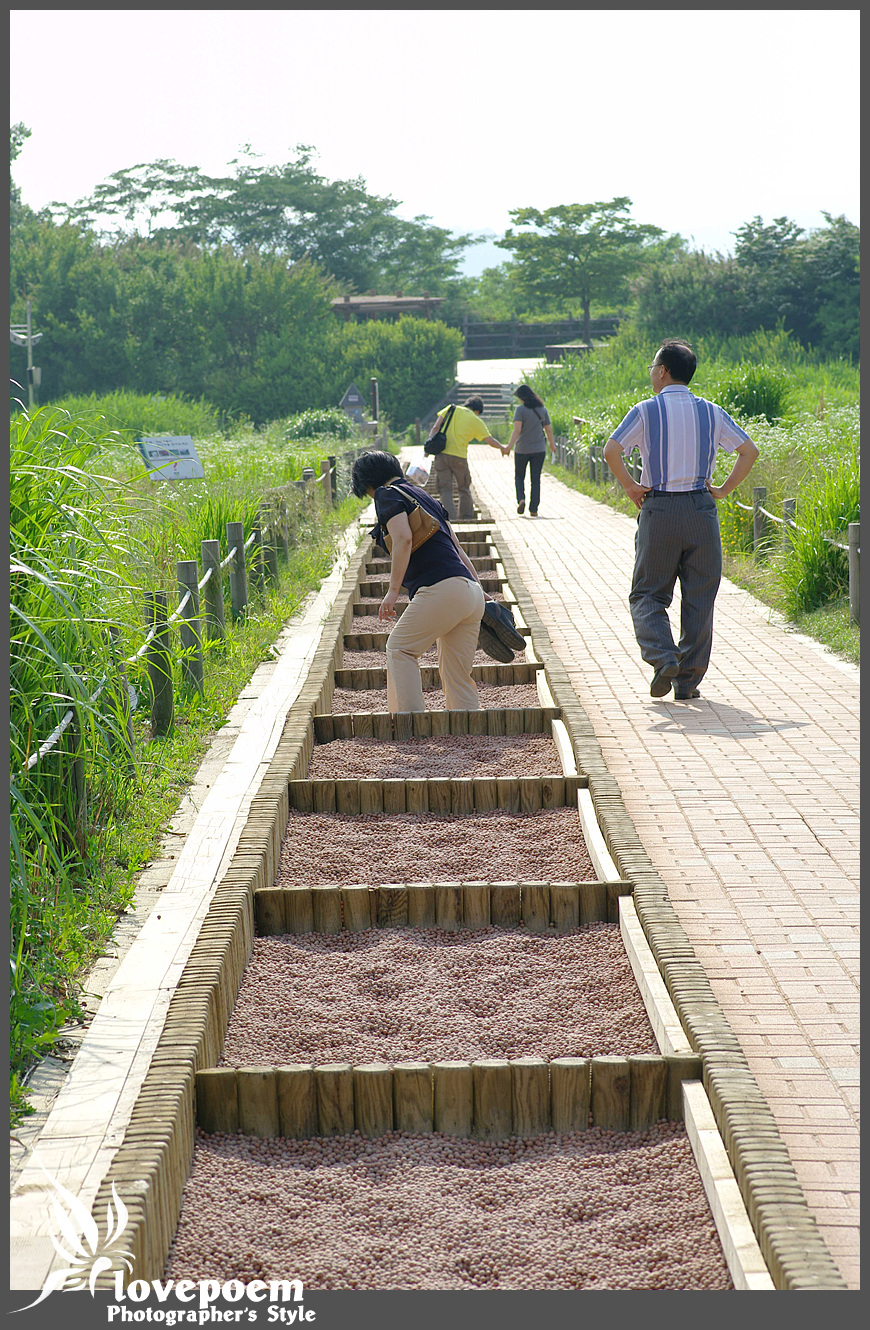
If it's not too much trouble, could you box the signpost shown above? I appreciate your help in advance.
[10,299,43,409]
[136,435,205,480]
[339,383,366,423]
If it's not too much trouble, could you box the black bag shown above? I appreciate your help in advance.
[423,403,456,456]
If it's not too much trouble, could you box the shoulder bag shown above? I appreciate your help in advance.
[379,479,442,555]
[423,403,457,456]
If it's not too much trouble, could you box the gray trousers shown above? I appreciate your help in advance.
[629,489,722,690]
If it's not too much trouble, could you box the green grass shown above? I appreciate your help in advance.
[546,460,859,666]
[9,397,366,1121]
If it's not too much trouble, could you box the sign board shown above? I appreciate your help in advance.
[339,383,366,422]
[136,435,205,480]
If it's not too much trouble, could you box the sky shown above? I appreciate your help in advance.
[10,9,860,276]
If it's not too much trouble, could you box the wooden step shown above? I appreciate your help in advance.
[344,626,531,651]
[313,706,561,741]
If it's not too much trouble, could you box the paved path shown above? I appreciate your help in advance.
[468,446,860,1289]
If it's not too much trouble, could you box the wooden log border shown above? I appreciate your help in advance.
[334,663,541,688]
[195,1054,703,1140]
[484,504,847,1291]
[313,706,559,741]
[253,879,633,936]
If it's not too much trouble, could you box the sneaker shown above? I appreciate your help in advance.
[674,688,701,700]
[481,598,527,652]
[517,500,525,514]
[478,621,515,663]
[529,510,538,517]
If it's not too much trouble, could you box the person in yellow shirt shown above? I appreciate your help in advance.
[428,394,508,520]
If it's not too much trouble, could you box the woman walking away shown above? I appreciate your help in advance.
[505,384,555,516]
[352,451,488,714]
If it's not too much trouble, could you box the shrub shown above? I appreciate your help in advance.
[780,451,860,614]
[283,407,356,440]
[31,389,225,438]
[338,316,463,431]
[707,363,792,424]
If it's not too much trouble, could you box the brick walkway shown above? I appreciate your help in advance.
[470,447,860,1289]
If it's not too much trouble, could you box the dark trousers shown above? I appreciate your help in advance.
[515,450,545,511]
[629,490,722,690]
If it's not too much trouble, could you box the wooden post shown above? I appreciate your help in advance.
[523,883,550,932]
[343,886,373,931]
[408,884,436,927]
[588,445,596,482]
[320,458,333,509]
[276,493,291,560]
[433,1062,473,1136]
[550,883,579,932]
[226,522,248,621]
[473,1060,512,1139]
[254,889,287,936]
[312,886,342,934]
[353,1064,393,1137]
[200,540,226,644]
[782,498,796,552]
[286,889,315,934]
[237,1068,280,1138]
[849,522,860,624]
[752,486,768,560]
[378,885,409,927]
[277,1065,319,1138]
[145,591,173,735]
[196,1068,239,1134]
[315,1064,354,1136]
[628,1055,668,1129]
[666,1054,703,1121]
[328,455,337,506]
[550,1058,590,1132]
[490,884,521,929]
[435,884,463,931]
[393,1063,433,1133]
[462,883,490,929]
[302,467,316,516]
[591,1057,630,1131]
[511,1058,550,1137]
[176,561,203,694]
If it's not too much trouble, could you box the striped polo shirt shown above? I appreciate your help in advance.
[609,385,751,492]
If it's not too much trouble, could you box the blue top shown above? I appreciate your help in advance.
[372,480,476,599]
[609,385,751,492]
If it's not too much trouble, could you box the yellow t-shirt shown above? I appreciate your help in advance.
[436,404,491,459]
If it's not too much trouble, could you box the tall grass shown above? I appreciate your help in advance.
[9,398,365,1118]
[779,448,860,614]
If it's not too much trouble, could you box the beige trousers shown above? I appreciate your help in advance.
[386,576,485,713]
[432,452,475,521]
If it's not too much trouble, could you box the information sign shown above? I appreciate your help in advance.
[339,383,366,422]
[137,435,205,480]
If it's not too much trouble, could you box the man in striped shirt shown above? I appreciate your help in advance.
[603,340,759,700]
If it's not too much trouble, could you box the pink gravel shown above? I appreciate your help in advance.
[276,808,594,886]
[221,925,658,1065]
[307,733,561,780]
[165,1125,733,1290]
[329,683,542,713]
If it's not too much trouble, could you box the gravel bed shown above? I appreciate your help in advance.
[307,733,561,780]
[221,925,658,1065]
[343,645,527,668]
[329,683,542,713]
[277,808,594,886]
[165,1126,733,1290]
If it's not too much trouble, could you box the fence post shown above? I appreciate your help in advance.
[328,455,337,505]
[588,445,596,482]
[848,522,860,624]
[320,458,333,509]
[259,502,279,586]
[226,521,248,622]
[107,625,136,772]
[302,466,316,514]
[145,591,174,736]
[752,486,768,560]
[782,498,796,552]
[274,493,291,560]
[201,540,226,644]
[176,560,204,695]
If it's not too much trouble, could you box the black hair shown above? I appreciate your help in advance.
[463,395,484,413]
[351,449,403,498]
[657,339,697,384]
[515,384,544,409]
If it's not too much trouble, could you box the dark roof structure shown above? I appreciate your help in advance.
[331,293,445,320]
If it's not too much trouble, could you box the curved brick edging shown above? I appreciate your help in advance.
[490,516,848,1291]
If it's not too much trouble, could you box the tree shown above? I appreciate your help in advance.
[49,145,481,297]
[10,121,32,228]
[495,198,681,341]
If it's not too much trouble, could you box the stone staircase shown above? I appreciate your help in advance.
[420,381,516,431]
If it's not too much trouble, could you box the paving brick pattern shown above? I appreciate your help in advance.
[469,447,859,1289]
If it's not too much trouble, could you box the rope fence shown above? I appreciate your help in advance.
[19,441,375,791]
